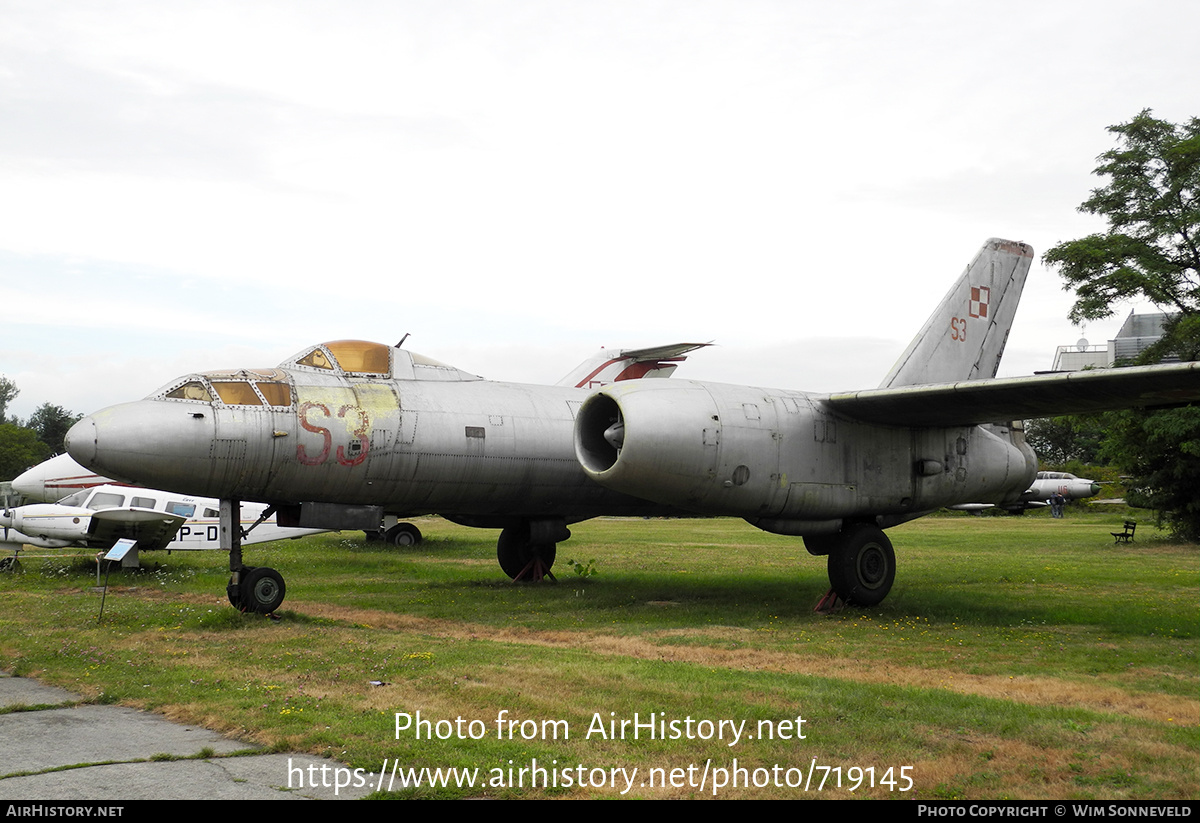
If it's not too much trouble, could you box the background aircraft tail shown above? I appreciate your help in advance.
[558,343,711,388]
[881,238,1034,388]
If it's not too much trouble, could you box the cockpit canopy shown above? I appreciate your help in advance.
[163,371,292,407]
[287,340,393,377]
[152,340,481,407]
[283,340,481,382]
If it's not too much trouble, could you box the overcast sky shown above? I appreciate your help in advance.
[2,0,1196,421]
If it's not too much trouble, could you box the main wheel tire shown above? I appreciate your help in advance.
[240,566,286,613]
[387,523,423,547]
[497,526,556,579]
[227,566,256,610]
[827,524,895,606]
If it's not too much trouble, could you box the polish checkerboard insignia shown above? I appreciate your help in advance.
[969,286,990,319]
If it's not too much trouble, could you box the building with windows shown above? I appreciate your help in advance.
[1050,311,1175,372]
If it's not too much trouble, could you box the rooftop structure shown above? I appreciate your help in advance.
[1051,311,1176,371]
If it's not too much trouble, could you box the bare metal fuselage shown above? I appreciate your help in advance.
[73,372,664,521]
[71,367,1035,531]
[574,378,1036,533]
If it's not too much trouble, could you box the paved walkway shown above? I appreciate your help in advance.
[0,672,374,800]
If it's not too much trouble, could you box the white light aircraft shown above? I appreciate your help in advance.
[1,481,324,554]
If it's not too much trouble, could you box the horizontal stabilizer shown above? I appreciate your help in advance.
[827,361,1200,427]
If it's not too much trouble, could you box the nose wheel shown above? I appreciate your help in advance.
[228,566,287,613]
[220,498,287,614]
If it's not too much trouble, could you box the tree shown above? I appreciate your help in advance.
[1043,111,1200,538]
[1043,110,1200,361]
[0,423,50,482]
[27,403,82,455]
[1025,415,1108,465]
[1098,407,1200,540]
[0,377,17,426]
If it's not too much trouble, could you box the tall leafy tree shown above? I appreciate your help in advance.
[0,377,17,426]
[27,403,82,455]
[1024,415,1107,465]
[1043,111,1200,538]
[1043,110,1200,361]
[0,424,49,482]
[1099,407,1200,540]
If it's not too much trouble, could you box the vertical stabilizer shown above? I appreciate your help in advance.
[881,238,1033,388]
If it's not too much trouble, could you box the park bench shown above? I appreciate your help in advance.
[1111,521,1136,543]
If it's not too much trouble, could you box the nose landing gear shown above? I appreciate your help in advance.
[222,499,288,614]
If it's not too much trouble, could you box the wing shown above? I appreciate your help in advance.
[88,508,187,551]
[825,361,1200,427]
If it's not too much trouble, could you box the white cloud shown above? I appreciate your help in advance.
[0,0,1195,419]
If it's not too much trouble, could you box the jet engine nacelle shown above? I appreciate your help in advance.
[576,381,732,511]
[575,380,1036,528]
[577,379,840,521]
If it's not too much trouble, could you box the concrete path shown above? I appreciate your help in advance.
[0,672,374,800]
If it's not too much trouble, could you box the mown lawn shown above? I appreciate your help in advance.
[0,508,1194,799]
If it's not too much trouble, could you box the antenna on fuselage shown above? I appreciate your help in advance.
[396,333,410,348]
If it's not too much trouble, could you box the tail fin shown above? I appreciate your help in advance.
[558,343,711,388]
[11,453,112,503]
[881,238,1033,388]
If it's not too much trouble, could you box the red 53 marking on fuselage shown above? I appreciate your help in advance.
[298,401,332,466]
[297,401,372,467]
[336,404,370,467]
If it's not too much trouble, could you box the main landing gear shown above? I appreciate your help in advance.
[364,522,424,546]
[221,499,287,615]
[804,523,896,607]
[496,519,569,582]
[385,522,423,547]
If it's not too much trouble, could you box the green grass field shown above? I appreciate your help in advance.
[0,508,1195,799]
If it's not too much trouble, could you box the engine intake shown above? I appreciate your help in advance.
[575,392,623,474]
[574,381,739,513]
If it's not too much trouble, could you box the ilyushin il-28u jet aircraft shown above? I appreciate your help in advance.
[65,239,1200,613]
